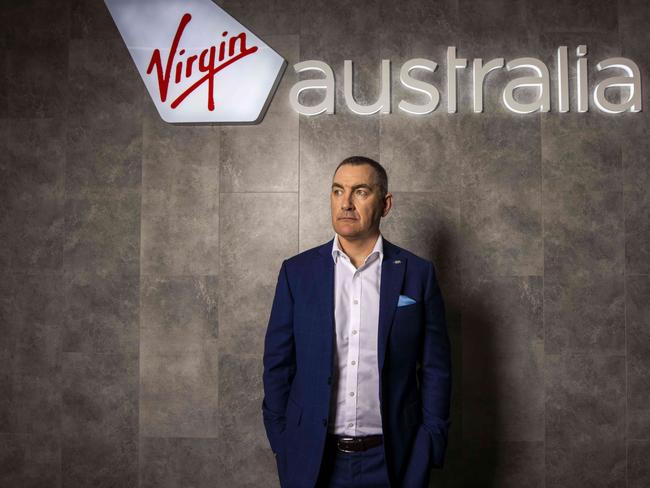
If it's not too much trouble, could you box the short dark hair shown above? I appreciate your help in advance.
[333,156,388,201]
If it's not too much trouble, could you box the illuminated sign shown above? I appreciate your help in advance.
[104,0,286,123]
[105,1,641,121]
[290,46,642,115]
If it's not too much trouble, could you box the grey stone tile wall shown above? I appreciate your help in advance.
[0,0,648,487]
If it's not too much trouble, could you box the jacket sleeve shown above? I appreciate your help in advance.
[419,260,452,468]
[262,259,296,455]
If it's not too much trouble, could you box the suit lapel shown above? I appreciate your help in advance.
[316,236,406,375]
[377,238,406,373]
[316,238,336,376]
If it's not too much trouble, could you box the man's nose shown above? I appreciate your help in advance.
[341,193,354,209]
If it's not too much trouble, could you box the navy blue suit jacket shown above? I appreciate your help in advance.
[262,236,452,488]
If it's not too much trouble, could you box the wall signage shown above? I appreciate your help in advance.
[106,1,642,123]
[290,46,642,115]
[104,0,286,123]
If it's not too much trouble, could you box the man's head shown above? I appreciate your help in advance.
[330,156,392,240]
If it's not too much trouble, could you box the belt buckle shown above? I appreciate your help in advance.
[337,436,358,453]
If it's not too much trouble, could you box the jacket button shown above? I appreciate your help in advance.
[327,376,332,385]
[322,418,328,427]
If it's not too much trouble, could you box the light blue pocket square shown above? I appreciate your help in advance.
[397,294,417,307]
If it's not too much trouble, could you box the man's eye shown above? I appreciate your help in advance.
[356,190,367,196]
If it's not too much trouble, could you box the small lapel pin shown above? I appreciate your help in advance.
[394,260,401,264]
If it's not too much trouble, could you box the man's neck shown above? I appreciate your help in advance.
[337,231,381,269]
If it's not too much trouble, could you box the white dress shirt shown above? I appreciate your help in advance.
[327,232,384,436]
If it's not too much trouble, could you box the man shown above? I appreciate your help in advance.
[262,156,452,488]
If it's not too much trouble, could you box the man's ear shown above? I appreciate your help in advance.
[382,193,393,217]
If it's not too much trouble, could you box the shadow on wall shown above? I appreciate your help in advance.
[426,231,505,487]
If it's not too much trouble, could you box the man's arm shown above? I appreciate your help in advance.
[262,259,296,455]
[419,260,452,468]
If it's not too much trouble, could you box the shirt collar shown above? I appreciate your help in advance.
[331,232,384,266]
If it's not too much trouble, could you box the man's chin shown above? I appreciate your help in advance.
[333,224,362,238]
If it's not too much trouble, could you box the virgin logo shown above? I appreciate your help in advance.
[104,0,285,123]
[146,13,258,111]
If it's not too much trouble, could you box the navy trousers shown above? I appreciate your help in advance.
[314,434,391,488]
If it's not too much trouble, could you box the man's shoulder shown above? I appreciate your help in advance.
[385,239,434,272]
[282,238,332,270]
[398,246,434,270]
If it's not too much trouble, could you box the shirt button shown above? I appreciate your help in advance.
[348,423,353,428]
[351,360,356,365]
[349,391,355,397]
[352,330,357,335]
[353,299,359,304]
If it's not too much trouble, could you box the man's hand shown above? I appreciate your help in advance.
[262,260,296,455]
[418,261,452,468]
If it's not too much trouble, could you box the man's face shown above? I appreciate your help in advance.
[330,163,388,240]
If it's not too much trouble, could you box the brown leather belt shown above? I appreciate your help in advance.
[328,434,383,452]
